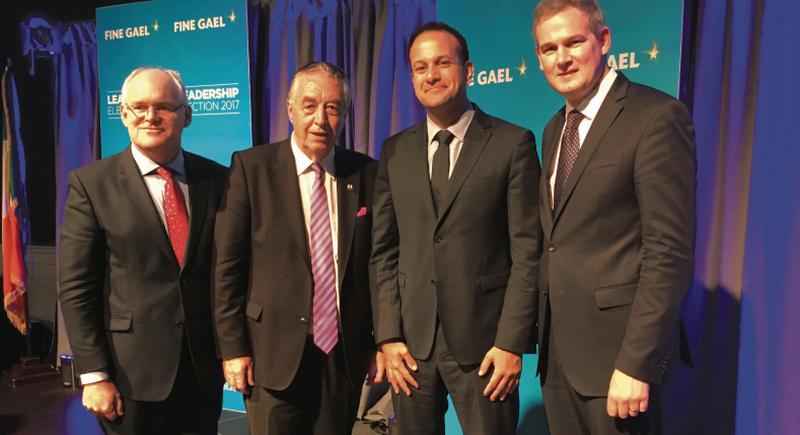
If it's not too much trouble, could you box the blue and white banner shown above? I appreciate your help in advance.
[96,0,252,165]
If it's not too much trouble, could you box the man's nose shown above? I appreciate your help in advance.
[313,105,327,125]
[556,46,572,67]
[143,106,160,122]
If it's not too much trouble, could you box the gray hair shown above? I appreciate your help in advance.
[532,0,607,42]
[287,61,352,111]
[120,67,188,105]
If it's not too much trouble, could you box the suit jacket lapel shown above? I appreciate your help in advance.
[335,150,359,291]
[436,107,492,227]
[403,123,438,221]
[182,152,209,270]
[118,147,178,267]
[541,109,563,237]
[275,140,312,275]
[553,75,627,225]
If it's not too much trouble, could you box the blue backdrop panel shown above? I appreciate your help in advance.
[435,1,685,433]
[96,0,252,165]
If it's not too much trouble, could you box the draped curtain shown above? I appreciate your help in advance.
[21,17,99,359]
[248,0,435,156]
[665,1,800,434]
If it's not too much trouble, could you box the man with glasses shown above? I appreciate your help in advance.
[59,66,226,434]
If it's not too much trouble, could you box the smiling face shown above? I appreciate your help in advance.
[534,6,611,106]
[409,30,474,126]
[120,69,190,164]
[287,71,345,162]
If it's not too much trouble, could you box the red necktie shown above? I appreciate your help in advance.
[156,166,189,267]
[309,163,339,354]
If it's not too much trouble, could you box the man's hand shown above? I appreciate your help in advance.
[380,341,419,396]
[82,380,123,421]
[223,356,254,393]
[367,351,387,385]
[607,369,649,419]
[479,346,522,401]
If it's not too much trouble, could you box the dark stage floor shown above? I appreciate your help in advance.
[0,378,248,435]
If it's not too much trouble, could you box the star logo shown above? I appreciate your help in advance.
[229,10,237,22]
[646,41,660,61]
[152,19,159,32]
[517,58,528,76]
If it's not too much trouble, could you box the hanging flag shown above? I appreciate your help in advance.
[2,64,30,335]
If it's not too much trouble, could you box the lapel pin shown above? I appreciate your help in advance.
[346,183,354,192]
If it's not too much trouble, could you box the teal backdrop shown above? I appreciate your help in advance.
[436,0,685,433]
[96,0,252,164]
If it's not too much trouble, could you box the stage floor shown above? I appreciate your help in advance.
[0,377,248,434]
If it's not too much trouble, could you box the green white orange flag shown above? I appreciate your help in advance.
[2,65,29,335]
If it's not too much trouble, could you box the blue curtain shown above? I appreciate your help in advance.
[248,0,435,157]
[736,0,800,433]
[21,17,98,358]
[667,0,800,433]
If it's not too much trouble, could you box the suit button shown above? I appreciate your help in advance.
[299,316,308,324]
[430,280,437,287]
[434,235,443,244]
[541,289,548,295]
[180,278,187,284]
[175,320,184,328]
[548,245,557,252]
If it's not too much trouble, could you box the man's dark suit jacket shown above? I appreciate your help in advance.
[214,140,377,391]
[59,148,227,401]
[537,73,696,397]
[370,107,541,364]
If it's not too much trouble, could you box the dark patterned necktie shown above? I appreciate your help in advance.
[156,166,189,266]
[553,110,584,211]
[431,129,455,214]
[309,163,339,354]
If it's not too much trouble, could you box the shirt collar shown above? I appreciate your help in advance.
[131,144,186,177]
[565,68,618,121]
[290,132,336,177]
[426,103,476,145]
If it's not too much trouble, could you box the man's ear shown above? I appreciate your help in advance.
[465,60,475,84]
[183,105,192,128]
[120,104,131,127]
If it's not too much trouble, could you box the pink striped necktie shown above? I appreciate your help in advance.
[156,166,189,267]
[309,163,339,354]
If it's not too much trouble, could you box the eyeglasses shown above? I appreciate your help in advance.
[124,102,185,119]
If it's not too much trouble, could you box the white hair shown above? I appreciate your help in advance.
[119,67,188,105]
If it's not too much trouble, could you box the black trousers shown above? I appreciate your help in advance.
[99,340,222,435]
[393,324,519,435]
[540,307,660,435]
[244,337,359,435]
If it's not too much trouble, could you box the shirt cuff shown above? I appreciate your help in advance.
[80,371,109,385]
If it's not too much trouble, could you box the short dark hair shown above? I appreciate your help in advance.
[408,21,470,64]
[288,61,351,109]
[532,0,607,42]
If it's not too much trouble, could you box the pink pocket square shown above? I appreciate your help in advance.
[356,207,368,217]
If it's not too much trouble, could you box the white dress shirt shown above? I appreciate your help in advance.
[290,134,341,311]
[426,104,476,179]
[80,145,191,385]
[548,68,618,208]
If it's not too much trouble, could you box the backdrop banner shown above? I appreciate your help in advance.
[436,0,685,432]
[96,0,252,165]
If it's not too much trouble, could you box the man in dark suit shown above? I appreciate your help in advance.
[214,62,380,435]
[532,1,696,434]
[370,22,541,434]
[59,67,225,434]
